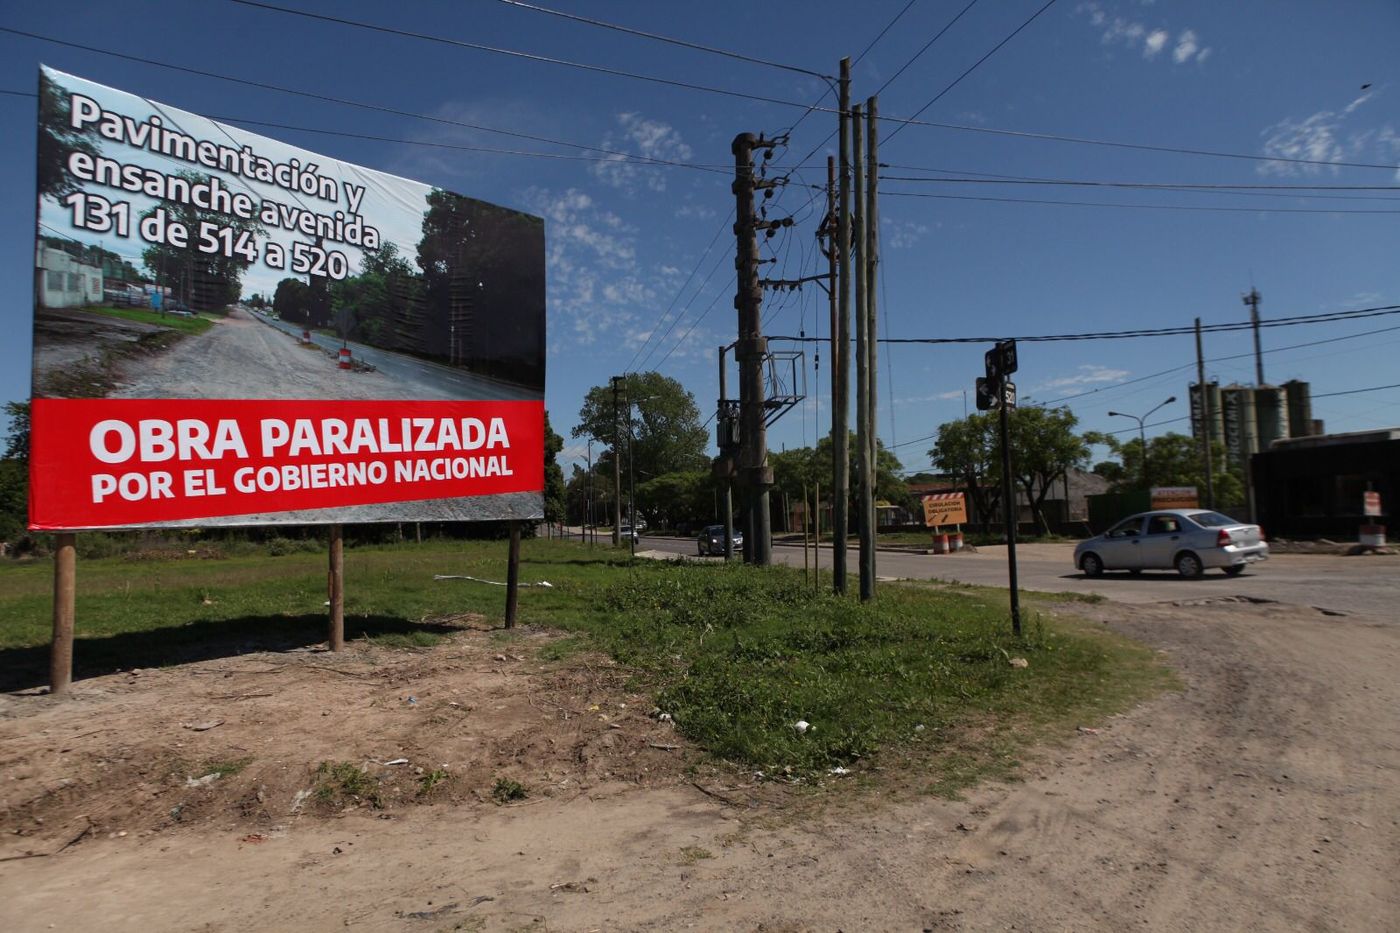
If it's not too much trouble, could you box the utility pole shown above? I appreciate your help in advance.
[611,375,623,546]
[998,396,1021,637]
[732,131,778,565]
[718,345,736,560]
[865,95,880,597]
[1195,317,1216,509]
[1244,287,1264,385]
[853,103,873,602]
[833,56,852,594]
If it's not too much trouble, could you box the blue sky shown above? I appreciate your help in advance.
[3,0,1398,475]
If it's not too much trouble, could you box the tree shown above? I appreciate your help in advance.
[930,407,1096,534]
[0,402,31,543]
[929,414,1000,532]
[635,470,717,530]
[37,71,99,202]
[272,278,310,324]
[1095,432,1243,507]
[1007,406,1092,534]
[543,411,566,525]
[768,432,909,517]
[140,172,263,311]
[572,372,708,484]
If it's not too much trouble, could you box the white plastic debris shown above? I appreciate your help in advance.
[185,772,220,788]
[829,766,851,775]
[384,758,410,766]
[794,720,811,734]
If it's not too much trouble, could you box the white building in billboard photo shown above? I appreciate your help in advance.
[35,242,102,309]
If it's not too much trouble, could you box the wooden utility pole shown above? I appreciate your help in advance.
[505,521,521,628]
[611,376,623,546]
[732,132,775,564]
[865,95,881,597]
[50,533,76,695]
[853,103,873,602]
[1195,317,1216,509]
[833,57,852,595]
[328,524,344,651]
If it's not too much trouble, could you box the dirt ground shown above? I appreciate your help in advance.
[2,596,1398,932]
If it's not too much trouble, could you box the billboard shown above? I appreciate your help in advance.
[29,67,546,530]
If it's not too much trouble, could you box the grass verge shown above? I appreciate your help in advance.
[0,540,1169,785]
[83,305,215,336]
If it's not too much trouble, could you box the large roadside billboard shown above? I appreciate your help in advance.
[29,66,546,530]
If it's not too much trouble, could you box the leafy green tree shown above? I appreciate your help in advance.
[140,172,263,311]
[928,414,1000,532]
[636,470,718,529]
[329,243,422,348]
[769,432,909,517]
[272,277,310,324]
[572,372,708,484]
[1008,406,1092,534]
[1094,432,1243,507]
[543,411,566,525]
[37,72,100,202]
[0,402,31,543]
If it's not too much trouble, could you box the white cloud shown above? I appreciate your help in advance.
[1076,2,1210,64]
[590,113,693,195]
[1172,29,1199,63]
[1257,91,1388,176]
[882,218,930,249]
[1036,365,1131,391]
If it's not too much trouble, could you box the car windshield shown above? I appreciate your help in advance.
[1190,511,1240,527]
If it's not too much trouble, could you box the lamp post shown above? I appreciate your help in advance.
[1108,396,1177,489]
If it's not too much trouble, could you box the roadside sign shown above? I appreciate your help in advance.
[922,492,967,527]
[1151,486,1200,510]
[975,376,998,411]
[1002,380,1017,410]
[1364,491,1382,517]
[995,339,1017,377]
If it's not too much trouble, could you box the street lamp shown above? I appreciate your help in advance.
[1108,396,1177,489]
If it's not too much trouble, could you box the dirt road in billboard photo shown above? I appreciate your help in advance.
[104,308,536,403]
[2,591,1396,931]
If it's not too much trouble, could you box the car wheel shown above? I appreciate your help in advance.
[1223,564,1245,576]
[1081,552,1104,577]
[1175,551,1204,578]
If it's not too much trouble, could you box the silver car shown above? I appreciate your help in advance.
[1075,509,1268,578]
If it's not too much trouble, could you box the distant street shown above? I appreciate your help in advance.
[252,311,540,401]
[634,535,1395,622]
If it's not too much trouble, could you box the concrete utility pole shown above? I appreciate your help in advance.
[611,375,623,546]
[833,56,852,594]
[998,398,1021,638]
[864,95,880,597]
[1195,317,1216,509]
[718,345,735,560]
[853,103,873,602]
[732,132,776,565]
[1244,287,1264,385]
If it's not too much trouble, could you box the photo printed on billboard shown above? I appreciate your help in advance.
[29,66,546,530]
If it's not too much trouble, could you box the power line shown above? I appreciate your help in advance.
[884,0,1060,146]
[227,0,817,110]
[853,0,922,65]
[1314,382,1400,399]
[1,28,727,173]
[626,212,735,375]
[492,0,831,80]
[770,302,1400,345]
[880,172,1400,193]
[882,189,1400,214]
[16,23,1396,176]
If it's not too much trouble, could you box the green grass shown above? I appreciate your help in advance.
[203,756,253,778]
[0,539,1169,784]
[491,777,527,803]
[314,761,381,808]
[83,305,215,335]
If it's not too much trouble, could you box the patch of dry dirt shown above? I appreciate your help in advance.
[2,599,1398,932]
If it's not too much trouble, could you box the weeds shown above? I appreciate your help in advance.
[314,761,381,809]
[417,769,450,797]
[490,777,527,804]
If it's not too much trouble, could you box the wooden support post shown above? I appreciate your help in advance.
[50,533,76,696]
[505,521,522,629]
[328,524,344,651]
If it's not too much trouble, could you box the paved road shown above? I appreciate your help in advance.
[252,311,540,401]
[635,534,1396,621]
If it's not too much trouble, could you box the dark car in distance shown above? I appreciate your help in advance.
[697,524,743,556]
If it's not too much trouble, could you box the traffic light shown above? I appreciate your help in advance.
[975,377,998,411]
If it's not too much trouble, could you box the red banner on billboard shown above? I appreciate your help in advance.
[29,398,544,529]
